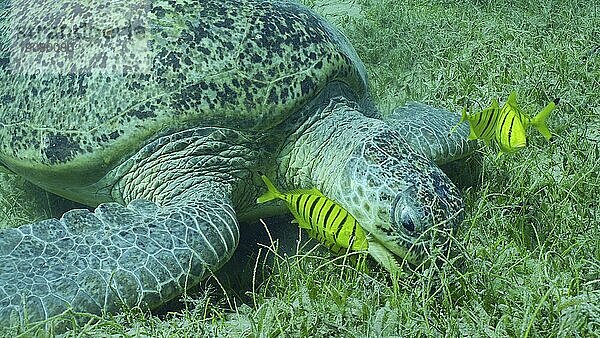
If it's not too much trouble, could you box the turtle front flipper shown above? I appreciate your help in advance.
[0,127,257,329]
[0,187,238,329]
[382,102,477,165]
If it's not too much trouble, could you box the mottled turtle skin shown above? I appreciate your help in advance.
[0,0,474,328]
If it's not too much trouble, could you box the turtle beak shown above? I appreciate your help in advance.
[355,194,429,273]
[364,230,426,274]
[363,201,462,274]
[366,239,403,274]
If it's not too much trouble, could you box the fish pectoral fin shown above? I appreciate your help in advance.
[294,218,312,230]
[468,128,478,140]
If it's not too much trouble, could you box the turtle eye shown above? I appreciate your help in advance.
[400,208,416,233]
[391,191,420,234]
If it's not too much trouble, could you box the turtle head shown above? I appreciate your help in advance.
[332,127,464,270]
[365,161,463,267]
[281,103,464,272]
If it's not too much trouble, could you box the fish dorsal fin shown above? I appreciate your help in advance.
[506,91,520,110]
[491,98,500,109]
[506,91,535,121]
[286,187,325,197]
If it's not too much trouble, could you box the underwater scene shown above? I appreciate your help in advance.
[0,0,598,336]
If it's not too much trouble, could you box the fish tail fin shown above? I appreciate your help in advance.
[462,106,482,140]
[531,97,559,140]
[257,174,282,203]
[448,106,468,137]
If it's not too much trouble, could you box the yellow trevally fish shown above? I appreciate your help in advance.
[452,91,559,155]
[256,175,368,254]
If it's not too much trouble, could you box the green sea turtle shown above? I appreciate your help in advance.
[0,0,474,328]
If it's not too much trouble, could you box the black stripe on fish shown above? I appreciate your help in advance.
[349,218,358,249]
[294,194,302,215]
[301,194,311,221]
[507,114,516,147]
[481,108,497,137]
[314,197,328,225]
[311,197,328,238]
[318,202,334,240]
[499,107,511,144]
[336,212,349,243]
[303,195,318,229]
[322,202,335,227]
[517,112,528,146]
[307,195,320,224]
[517,110,526,125]
[329,207,343,242]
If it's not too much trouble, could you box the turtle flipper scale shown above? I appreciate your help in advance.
[0,191,238,328]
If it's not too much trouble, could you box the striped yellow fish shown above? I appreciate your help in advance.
[256,175,368,254]
[452,91,559,155]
